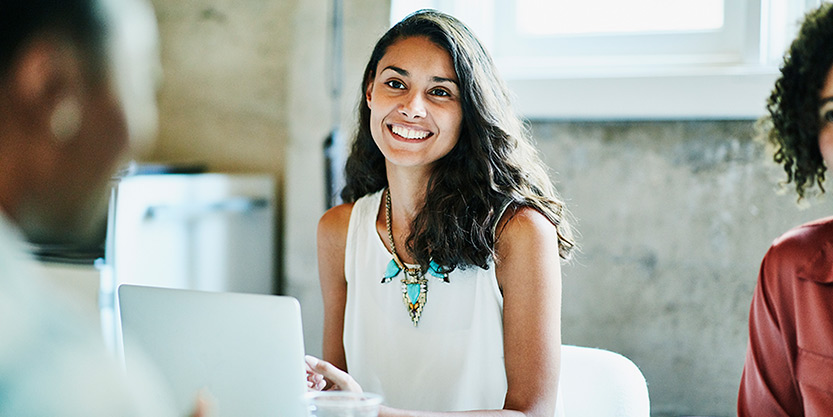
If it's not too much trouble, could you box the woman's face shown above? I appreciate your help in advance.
[818,65,833,168]
[365,36,463,171]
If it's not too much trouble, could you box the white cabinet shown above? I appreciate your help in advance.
[100,173,275,352]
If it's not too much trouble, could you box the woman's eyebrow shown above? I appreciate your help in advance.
[381,66,458,85]
[821,96,833,105]
[432,76,458,85]
[382,65,408,77]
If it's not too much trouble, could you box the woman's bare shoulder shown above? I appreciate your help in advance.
[495,205,557,246]
[318,202,356,241]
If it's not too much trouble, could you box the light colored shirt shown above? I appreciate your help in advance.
[0,213,175,417]
[342,190,564,414]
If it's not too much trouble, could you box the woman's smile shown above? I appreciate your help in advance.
[389,123,434,141]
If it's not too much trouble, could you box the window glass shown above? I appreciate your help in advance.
[516,0,725,36]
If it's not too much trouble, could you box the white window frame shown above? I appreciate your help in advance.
[390,0,825,120]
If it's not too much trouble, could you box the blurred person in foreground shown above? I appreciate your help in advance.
[0,0,188,415]
[738,3,833,416]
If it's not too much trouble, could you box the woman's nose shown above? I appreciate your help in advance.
[399,91,427,119]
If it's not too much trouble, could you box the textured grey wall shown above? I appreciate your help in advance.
[148,0,293,173]
[533,120,830,416]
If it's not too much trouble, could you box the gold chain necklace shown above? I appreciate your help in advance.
[381,188,448,327]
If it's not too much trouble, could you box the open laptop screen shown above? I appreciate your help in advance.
[118,284,307,417]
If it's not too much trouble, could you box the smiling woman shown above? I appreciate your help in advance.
[307,9,574,417]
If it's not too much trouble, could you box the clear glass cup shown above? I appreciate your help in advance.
[306,391,383,417]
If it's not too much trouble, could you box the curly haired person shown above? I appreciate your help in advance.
[738,3,833,416]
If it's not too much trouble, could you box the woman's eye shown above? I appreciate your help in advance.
[430,88,450,97]
[384,80,405,89]
[819,102,833,123]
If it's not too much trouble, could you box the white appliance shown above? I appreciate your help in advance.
[99,173,275,353]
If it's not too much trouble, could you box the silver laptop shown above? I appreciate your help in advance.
[118,284,308,417]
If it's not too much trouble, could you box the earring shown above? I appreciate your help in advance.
[49,97,81,143]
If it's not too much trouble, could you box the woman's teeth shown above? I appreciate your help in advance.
[391,125,430,139]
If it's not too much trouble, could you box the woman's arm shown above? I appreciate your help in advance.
[494,206,562,417]
[737,253,800,417]
[316,203,354,373]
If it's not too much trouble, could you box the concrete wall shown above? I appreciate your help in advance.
[145,1,832,416]
[533,120,829,416]
[149,0,293,172]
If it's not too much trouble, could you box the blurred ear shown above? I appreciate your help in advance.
[9,37,82,134]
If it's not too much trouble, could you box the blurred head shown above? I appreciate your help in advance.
[762,3,833,199]
[0,0,160,245]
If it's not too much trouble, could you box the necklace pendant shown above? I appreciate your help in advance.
[381,258,449,326]
[401,269,428,327]
[381,258,401,283]
[383,187,442,326]
[427,260,450,283]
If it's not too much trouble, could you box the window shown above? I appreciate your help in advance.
[390,0,825,120]
[515,1,725,35]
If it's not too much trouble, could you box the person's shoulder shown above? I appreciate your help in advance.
[495,205,557,247]
[317,202,355,240]
[764,216,833,284]
[493,206,560,289]
[771,216,833,252]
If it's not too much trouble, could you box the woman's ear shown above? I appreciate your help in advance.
[365,76,374,105]
[9,37,83,141]
[13,38,61,109]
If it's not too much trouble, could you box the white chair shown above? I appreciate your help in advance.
[559,345,650,417]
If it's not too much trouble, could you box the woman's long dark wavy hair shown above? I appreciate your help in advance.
[761,3,833,199]
[341,9,575,272]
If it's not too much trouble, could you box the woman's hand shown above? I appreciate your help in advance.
[304,355,363,393]
[305,355,327,391]
[187,389,215,417]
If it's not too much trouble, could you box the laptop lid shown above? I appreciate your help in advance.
[118,284,307,417]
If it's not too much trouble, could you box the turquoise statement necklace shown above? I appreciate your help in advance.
[380,188,448,326]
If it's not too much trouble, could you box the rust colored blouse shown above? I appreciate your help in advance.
[739,216,833,416]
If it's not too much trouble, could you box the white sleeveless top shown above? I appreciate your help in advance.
[343,190,564,414]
